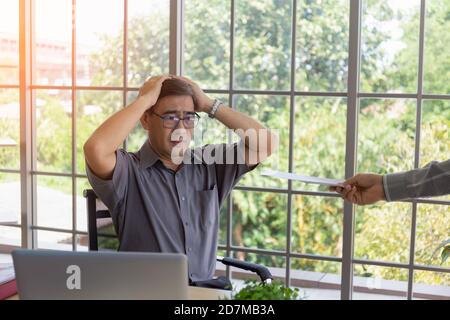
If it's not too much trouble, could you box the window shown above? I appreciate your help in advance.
[0,0,448,300]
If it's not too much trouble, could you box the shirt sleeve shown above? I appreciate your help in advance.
[213,140,259,206]
[383,159,450,201]
[85,149,130,211]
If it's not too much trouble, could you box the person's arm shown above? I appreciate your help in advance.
[383,159,450,201]
[213,105,278,165]
[83,75,171,179]
[173,76,279,166]
[333,159,450,205]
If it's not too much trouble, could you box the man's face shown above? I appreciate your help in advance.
[140,95,195,161]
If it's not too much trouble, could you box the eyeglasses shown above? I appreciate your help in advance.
[150,110,200,129]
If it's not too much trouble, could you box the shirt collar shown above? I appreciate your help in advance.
[138,140,204,169]
[138,140,160,169]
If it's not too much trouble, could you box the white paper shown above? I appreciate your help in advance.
[261,170,344,187]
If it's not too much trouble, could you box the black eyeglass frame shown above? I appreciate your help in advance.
[149,109,200,129]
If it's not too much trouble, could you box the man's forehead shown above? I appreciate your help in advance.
[154,95,194,113]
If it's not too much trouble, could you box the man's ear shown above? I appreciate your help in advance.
[140,110,151,131]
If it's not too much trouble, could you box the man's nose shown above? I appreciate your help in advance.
[175,118,186,129]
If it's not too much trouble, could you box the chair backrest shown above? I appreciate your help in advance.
[83,189,118,251]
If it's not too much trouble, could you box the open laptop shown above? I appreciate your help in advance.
[12,249,188,300]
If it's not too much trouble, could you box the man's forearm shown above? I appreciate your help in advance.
[383,159,450,201]
[213,105,277,155]
[84,97,149,157]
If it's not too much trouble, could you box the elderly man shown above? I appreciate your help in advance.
[83,75,278,286]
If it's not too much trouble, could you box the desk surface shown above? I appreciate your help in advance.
[7,286,231,300]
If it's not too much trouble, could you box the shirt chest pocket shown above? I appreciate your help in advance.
[190,185,219,229]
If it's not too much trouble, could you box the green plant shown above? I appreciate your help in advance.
[230,280,301,300]
[432,239,450,265]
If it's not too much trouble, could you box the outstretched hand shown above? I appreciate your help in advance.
[330,173,386,205]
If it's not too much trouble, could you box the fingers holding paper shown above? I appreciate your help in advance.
[330,173,386,205]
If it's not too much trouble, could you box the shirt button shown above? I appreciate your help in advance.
[188,247,192,252]
[181,196,185,201]
[184,221,189,226]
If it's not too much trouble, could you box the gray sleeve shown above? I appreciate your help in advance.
[85,149,130,211]
[213,140,259,206]
[383,159,450,201]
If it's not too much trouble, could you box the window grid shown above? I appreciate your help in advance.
[0,0,449,300]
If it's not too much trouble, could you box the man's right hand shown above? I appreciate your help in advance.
[330,173,386,205]
[138,75,173,110]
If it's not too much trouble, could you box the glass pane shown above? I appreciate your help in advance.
[358,99,416,174]
[353,264,408,299]
[420,100,450,201]
[76,0,123,86]
[354,202,412,263]
[296,0,349,92]
[232,190,287,251]
[0,173,20,225]
[36,175,72,230]
[0,226,21,246]
[184,0,230,90]
[360,0,420,93]
[421,100,450,165]
[127,0,169,87]
[292,195,343,257]
[76,90,122,174]
[125,90,147,152]
[76,234,89,251]
[0,0,19,84]
[35,0,72,86]
[35,90,72,173]
[293,97,347,191]
[97,236,119,251]
[0,89,19,169]
[291,258,341,300]
[423,1,450,94]
[234,0,292,90]
[415,204,450,268]
[413,270,450,300]
[76,233,118,252]
[231,251,286,286]
[97,223,119,251]
[233,95,289,189]
[36,230,73,250]
[76,178,90,232]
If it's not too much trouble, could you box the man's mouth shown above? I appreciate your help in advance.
[170,136,184,146]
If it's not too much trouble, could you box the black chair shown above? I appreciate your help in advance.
[83,189,273,287]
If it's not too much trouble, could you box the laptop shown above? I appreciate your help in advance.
[12,249,189,300]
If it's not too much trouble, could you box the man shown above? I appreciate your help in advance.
[333,159,450,205]
[83,75,278,285]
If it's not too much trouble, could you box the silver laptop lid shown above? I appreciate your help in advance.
[12,249,188,300]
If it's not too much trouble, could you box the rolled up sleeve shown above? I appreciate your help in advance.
[85,149,129,211]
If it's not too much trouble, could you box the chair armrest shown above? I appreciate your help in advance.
[217,257,273,284]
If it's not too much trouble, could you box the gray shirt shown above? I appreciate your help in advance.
[383,159,450,201]
[86,140,257,282]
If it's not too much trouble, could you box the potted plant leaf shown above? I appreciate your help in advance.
[228,280,302,300]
